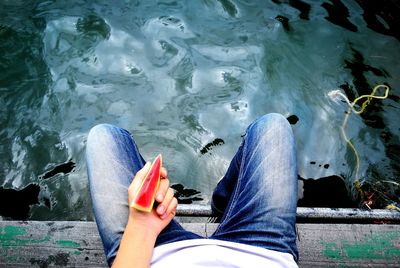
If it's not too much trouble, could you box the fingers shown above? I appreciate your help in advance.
[161,196,178,220]
[128,159,176,220]
[156,187,177,219]
[155,165,177,220]
[155,178,170,203]
[155,166,170,203]
[156,187,173,214]
[160,167,168,179]
[166,195,178,218]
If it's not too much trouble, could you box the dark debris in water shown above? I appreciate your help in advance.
[286,115,299,125]
[40,160,76,180]
[357,180,400,210]
[200,138,225,155]
[0,184,40,220]
[309,161,330,169]
[275,15,290,32]
[171,183,203,204]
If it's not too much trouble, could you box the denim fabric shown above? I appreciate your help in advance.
[86,124,201,266]
[86,113,298,266]
[210,113,298,261]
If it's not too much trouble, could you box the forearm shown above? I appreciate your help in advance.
[112,218,158,268]
[112,163,176,268]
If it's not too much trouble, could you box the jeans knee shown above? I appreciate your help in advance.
[87,124,116,146]
[251,113,290,135]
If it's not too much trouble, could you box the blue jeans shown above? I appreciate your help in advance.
[86,113,298,266]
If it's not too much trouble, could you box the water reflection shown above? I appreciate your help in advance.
[0,0,399,220]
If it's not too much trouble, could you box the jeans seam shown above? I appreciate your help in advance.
[213,131,249,235]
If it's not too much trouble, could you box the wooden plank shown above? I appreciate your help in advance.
[0,221,106,267]
[297,223,400,267]
[196,223,400,267]
[0,221,399,267]
[177,205,400,222]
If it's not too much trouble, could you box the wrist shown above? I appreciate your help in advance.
[113,215,157,268]
[126,216,159,239]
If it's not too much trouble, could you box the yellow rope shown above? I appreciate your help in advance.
[343,85,389,182]
[386,204,400,212]
[328,85,391,207]
[328,84,389,182]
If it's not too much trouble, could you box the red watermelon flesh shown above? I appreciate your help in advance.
[130,154,162,212]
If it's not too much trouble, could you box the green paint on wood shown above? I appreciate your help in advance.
[0,225,27,240]
[56,239,81,248]
[6,255,18,262]
[0,225,50,247]
[322,231,400,260]
[322,242,343,260]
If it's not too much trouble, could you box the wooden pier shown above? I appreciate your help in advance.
[1,207,399,267]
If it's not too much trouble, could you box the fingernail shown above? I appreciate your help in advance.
[157,205,165,215]
[157,193,163,201]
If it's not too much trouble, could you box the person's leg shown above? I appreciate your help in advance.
[86,124,200,266]
[210,113,298,261]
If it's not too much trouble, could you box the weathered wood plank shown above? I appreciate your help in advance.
[0,221,105,267]
[297,223,400,267]
[1,221,399,267]
[177,205,400,222]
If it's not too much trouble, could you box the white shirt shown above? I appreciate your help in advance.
[151,239,298,268]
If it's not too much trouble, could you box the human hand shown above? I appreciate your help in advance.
[127,162,177,237]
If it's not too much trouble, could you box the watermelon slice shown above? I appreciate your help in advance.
[130,154,162,212]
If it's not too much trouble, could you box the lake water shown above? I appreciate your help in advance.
[1,0,399,220]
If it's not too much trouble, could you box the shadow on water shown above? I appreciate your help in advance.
[298,175,357,208]
[0,184,41,220]
[0,175,357,220]
[40,161,76,180]
[171,183,203,204]
[273,0,400,41]
[321,0,358,32]
[355,0,400,42]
